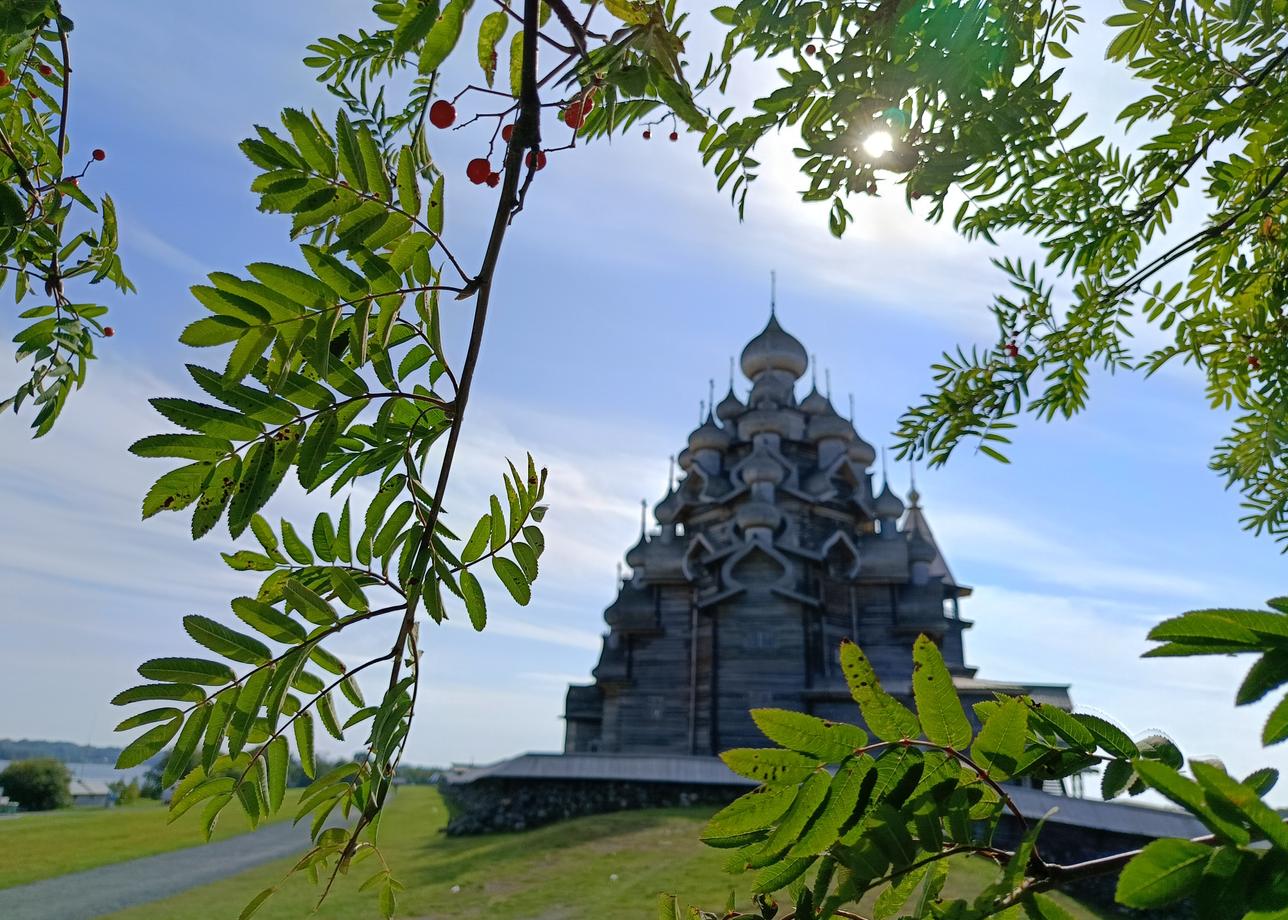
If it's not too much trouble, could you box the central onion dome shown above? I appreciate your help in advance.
[740,315,809,380]
[688,414,731,453]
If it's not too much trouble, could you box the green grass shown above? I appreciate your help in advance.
[103,788,1107,920]
[0,792,300,890]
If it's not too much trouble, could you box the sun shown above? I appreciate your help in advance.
[862,130,894,159]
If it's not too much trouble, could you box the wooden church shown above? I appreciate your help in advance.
[563,313,1071,755]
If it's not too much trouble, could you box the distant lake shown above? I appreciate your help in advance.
[0,760,153,784]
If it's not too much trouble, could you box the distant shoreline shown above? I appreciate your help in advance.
[0,739,126,766]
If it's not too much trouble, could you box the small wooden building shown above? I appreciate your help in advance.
[68,778,113,808]
[565,314,1071,755]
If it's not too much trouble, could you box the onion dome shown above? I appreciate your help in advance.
[908,530,936,564]
[848,434,877,466]
[716,387,745,423]
[874,481,905,519]
[676,447,693,470]
[740,315,809,381]
[736,500,783,532]
[800,387,831,415]
[688,414,731,453]
[740,452,785,486]
[625,533,648,568]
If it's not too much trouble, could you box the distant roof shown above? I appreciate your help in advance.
[450,753,1209,840]
[69,778,112,796]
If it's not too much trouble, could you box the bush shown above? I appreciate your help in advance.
[0,758,71,811]
[109,779,141,805]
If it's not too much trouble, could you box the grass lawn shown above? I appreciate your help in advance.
[0,791,300,890]
[103,788,1107,920]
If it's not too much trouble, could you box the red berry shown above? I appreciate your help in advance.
[1004,342,1019,357]
[486,171,500,188]
[103,326,115,337]
[38,64,53,77]
[564,101,586,130]
[429,100,456,130]
[0,69,9,87]
[642,129,651,140]
[669,131,678,142]
[466,157,491,184]
[1248,355,1261,369]
[91,148,105,161]
[501,124,515,143]
[526,149,547,171]
[70,177,78,187]
[805,44,817,55]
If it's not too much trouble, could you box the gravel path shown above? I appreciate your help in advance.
[0,819,323,919]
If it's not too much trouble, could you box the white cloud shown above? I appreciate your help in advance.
[966,584,1282,803]
[929,505,1215,599]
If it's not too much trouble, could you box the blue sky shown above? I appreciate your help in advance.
[1,2,1285,793]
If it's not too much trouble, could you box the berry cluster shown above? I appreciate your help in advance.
[429,84,681,188]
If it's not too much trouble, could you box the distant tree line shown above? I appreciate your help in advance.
[0,738,127,764]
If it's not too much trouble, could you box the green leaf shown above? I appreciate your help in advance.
[477,11,508,85]
[239,888,277,920]
[460,569,486,631]
[1238,651,1288,706]
[970,697,1028,781]
[295,711,316,778]
[285,578,338,625]
[115,707,183,732]
[508,30,523,97]
[1115,838,1210,908]
[298,410,339,490]
[750,709,867,762]
[184,615,272,665]
[1262,693,1288,745]
[142,462,212,519]
[116,715,182,769]
[395,146,421,215]
[839,640,920,742]
[420,0,474,73]
[702,785,797,844]
[753,855,815,896]
[760,769,830,856]
[163,703,212,788]
[281,108,335,177]
[130,433,232,461]
[461,513,491,563]
[1133,760,1249,844]
[138,657,236,686]
[111,683,206,706]
[721,748,820,785]
[280,520,314,565]
[492,555,531,605]
[790,755,874,856]
[227,440,277,539]
[1072,713,1138,759]
[266,736,289,812]
[1191,760,1288,849]
[392,0,442,56]
[912,634,971,749]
